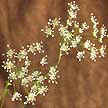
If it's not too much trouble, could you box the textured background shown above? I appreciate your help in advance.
[0,0,108,108]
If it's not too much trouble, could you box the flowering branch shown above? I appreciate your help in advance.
[1,1,108,107]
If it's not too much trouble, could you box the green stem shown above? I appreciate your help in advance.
[0,81,10,108]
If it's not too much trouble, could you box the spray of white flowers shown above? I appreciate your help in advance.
[41,1,108,62]
[1,1,108,107]
[1,42,59,106]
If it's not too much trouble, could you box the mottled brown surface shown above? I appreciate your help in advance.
[0,0,108,108]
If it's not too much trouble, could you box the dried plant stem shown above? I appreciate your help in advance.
[57,50,62,65]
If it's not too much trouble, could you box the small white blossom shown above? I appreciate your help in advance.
[68,1,80,19]
[48,66,59,84]
[70,40,78,48]
[41,26,54,38]
[31,71,41,78]
[35,42,44,53]
[12,92,22,101]
[21,67,29,74]
[31,85,37,93]
[17,48,28,61]
[90,13,98,24]
[24,92,36,105]
[79,22,89,33]
[90,46,98,61]
[59,25,72,41]
[99,25,108,43]
[82,22,89,30]
[8,72,17,82]
[37,86,48,96]
[84,40,92,50]
[51,17,61,28]
[60,43,70,55]
[90,13,99,38]
[99,45,106,58]
[27,43,36,55]
[27,75,34,82]
[37,76,46,84]
[2,59,15,72]
[70,36,82,48]
[93,28,99,38]
[75,35,82,43]
[18,67,28,79]
[24,57,31,67]
[21,77,29,87]
[76,51,85,61]
[40,55,48,66]
[6,49,15,58]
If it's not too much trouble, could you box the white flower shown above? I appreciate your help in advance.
[51,17,61,28]
[90,13,99,38]
[12,92,22,101]
[31,71,41,78]
[37,86,48,96]
[18,67,28,79]
[21,67,29,74]
[59,25,71,40]
[35,42,44,53]
[68,1,80,19]
[3,59,15,72]
[27,75,34,82]
[99,45,106,58]
[84,40,92,50]
[24,57,31,67]
[41,26,54,38]
[70,36,81,48]
[21,77,29,87]
[31,85,37,93]
[8,72,17,82]
[79,22,89,33]
[37,76,46,84]
[17,48,28,61]
[75,35,82,43]
[82,22,89,30]
[27,43,36,55]
[99,25,108,43]
[6,49,15,58]
[76,51,85,61]
[100,25,107,36]
[70,40,78,48]
[60,43,70,55]
[40,55,48,66]
[24,92,36,105]
[48,66,59,84]
[93,28,99,38]
[90,46,98,61]
[90,13,98,24]
[68,1,79,10]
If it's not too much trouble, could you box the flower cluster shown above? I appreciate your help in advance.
[12,92,22,102]
[2,1,108,107]
[67,1,80,19]
[48,66,59,84]
[41,1,108,62]
[2,42,59,105]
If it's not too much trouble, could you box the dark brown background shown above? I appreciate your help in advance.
[0,0,108,108]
